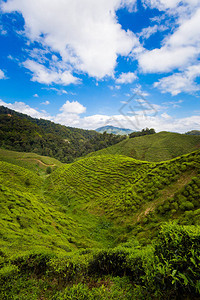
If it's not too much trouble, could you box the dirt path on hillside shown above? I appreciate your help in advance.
[18,158,56,167]
[136,170,196,222]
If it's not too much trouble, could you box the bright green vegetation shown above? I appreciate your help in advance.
[0,106,125,163]
[1,149,200,299]
[87,131,200,162]
[0,148,62,174]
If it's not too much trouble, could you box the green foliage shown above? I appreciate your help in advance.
[129,127,155,138]
[53,279,134,300]
[46,166,52,174]
[154,223,200,297]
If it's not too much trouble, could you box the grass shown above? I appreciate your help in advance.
[86,131,200,162]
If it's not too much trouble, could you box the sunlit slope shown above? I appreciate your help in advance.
[47,151,200,225]
[0,148,63,173]
[86,132,200,162]
[0,160,110,257]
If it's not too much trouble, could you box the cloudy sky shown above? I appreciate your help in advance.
[0,0,200,132]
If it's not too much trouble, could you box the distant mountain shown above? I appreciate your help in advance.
[96,125,133,135]
[0,106,125,162]
[185,130,200,135]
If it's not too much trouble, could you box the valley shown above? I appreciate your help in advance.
[0,107,200,299]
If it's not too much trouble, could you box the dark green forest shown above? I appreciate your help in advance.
[129,127,156,138]
[0,106,125,162]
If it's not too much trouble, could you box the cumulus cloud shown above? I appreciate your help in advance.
[138,5,200,73]
[59,100,86,114]
[23,60,80,85]
[41,100,50,105]
[154,64,200,95]
[115,72,137,84]
[53,100,86,126]
[1,0,139,79]
[139,45,198,74]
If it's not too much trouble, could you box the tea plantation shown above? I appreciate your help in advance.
[0,148,200,299]
[87,131,200,162]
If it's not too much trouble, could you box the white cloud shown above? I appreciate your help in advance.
[33,93,39,97]
[154,64,200,95]
[116,72,137,84]
[59,100,86,114]
[43,87,68,95]
[161,112,171,119]
[0,69,6,79]
[2,0,139,79]
[143,0,199,11]
[139,46,198,73]
[23,59,80,85]
[53,100,86,126]
[138,24,167,40]
[138,6,200,73]
[41,100,50,105]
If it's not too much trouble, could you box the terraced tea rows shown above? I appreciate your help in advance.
[87,131,200,162]
[47,151,200,223]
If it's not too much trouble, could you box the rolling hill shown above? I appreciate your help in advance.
[86,131,200,162]
[0,148,62,173]
[1,148,200,299]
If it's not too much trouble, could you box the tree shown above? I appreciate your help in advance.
[46,166,52,174]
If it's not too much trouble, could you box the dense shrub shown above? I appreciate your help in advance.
[154,223,200,297]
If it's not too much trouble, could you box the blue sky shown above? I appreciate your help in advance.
[0,0,200,132]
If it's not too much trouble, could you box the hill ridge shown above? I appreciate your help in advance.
[86,131,200,162]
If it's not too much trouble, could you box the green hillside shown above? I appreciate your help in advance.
[0,148,62,173]
[47,151,200,230]
[87,131,200,162]
[1,149,200,299]
[0,106,124,163]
